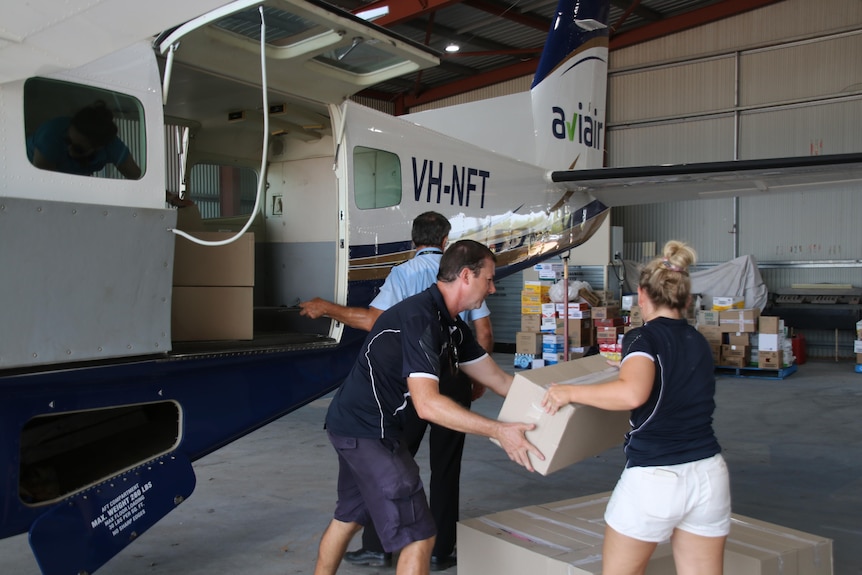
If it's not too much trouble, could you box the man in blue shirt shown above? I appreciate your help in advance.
[27,101,141,179]
[312,240,542,575]
[301,212,492,570]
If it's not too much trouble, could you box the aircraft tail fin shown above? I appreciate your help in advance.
[531,0,610,171]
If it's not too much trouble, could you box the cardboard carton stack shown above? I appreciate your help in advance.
[458,491,833,575]
[594,305,623,362]
[515,264,601,369]
[695,297,794,369]
[515,277,553,369]
[171,232,255,341]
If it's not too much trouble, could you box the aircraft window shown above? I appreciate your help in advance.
[354,146,402,210]
[19,402,179,505]
[188,164,258,218]
[215,6,320,46]
[316,41,410,74]
[23,78,146,180]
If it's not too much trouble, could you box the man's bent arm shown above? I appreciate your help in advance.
[408,376,542,471]
[299,298,383,332]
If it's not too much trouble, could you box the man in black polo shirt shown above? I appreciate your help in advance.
[313,240,543,575]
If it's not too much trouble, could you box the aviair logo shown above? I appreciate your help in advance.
[551,104,604,150]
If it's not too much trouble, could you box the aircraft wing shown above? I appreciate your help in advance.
[551,153,862,207]
[0,0,236,84]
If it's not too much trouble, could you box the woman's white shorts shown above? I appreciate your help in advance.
[604,453,731,542]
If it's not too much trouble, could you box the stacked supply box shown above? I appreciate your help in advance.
[696,304,794,369]
[516,279,553,369]
[459,491,833,575]
[172,232,255,341]
[594,306,623,362]
[718,308,759,367]
[757,315,792,368]
[696,309,723,364]
[554,301,594,353]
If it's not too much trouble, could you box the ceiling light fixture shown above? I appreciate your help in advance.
[445,43,460,53]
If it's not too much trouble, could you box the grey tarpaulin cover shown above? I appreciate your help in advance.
[621,255,768,311]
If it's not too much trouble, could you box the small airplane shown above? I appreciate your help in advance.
[1,1,861,573]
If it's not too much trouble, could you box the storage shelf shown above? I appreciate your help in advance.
[715,363,798,380]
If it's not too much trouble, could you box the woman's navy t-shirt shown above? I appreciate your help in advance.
[621,316,721,467]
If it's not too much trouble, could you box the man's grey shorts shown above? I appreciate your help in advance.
[328,431,436,552]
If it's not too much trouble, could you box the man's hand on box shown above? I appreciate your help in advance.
[494,421,543,472]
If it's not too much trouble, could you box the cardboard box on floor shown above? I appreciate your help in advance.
[494,355,630,476]
[458,491,833,575]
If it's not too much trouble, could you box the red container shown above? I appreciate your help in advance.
[792,334,807,365]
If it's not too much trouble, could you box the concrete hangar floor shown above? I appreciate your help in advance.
[2,354,861,574]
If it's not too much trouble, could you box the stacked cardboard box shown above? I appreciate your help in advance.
[695,303,794,369]
[459,491,833,575]
[594,306,623,362]
[515,280,553,369]
[171,232,255,341]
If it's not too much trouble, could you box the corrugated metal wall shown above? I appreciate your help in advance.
[607,0,862,357]
[401,0,862,357]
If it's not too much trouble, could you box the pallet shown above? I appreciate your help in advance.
[715,363,798,380]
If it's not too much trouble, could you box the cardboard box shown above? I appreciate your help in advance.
[521,291,549,305]
[727,332,751,346]
[698,325,723,345]
[759,350,784,369]
[521,304,542,315]
[759,316,781,334]
[542,334,566,354]
[854,340,862,354]
[758,333,782,352]
[173,232,255,287]
[172,286,253,341]
[722,344,750,359]
[521,314,541,333]
[534,263,564,280]
[723,356,750,368]
[719,309,760,333]
[460,492,833,575]
[591,306,620,320]
[524,280,552,294]
[554,319,594,347]
[578,288,601,307]
[697,310,721,326]
[493,356,630,475]
[556,303,591,319]
[713,296,745,310]
[516,332,544,355]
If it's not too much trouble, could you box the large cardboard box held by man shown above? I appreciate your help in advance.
[458,492,833,575]
[494,355,630,476]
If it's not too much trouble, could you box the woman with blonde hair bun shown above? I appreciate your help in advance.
[542,240,730,575]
